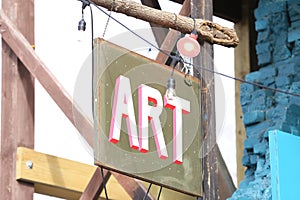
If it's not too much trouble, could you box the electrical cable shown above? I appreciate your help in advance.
[157,186,163,200]
[77,2,300,199]
[90,4,109,200]
[90,4,95,121]
[100,167,109,200]
[78,1,109,199]
[142,183,152,200]
[88,0,172,58]
[85,0,300,98]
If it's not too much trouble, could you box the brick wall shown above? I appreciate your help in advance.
[228,0,300,199]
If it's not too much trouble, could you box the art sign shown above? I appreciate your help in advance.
[94,38,202,196]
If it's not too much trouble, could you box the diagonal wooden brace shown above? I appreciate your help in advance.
[0,9,152,200]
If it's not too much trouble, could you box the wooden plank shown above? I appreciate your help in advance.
[34,176,129,200]
[0,11,152,200]
[0,0,35,199]
[16,147,131,200]
[216,146,236,200]
[155,0,191,64]
[112,173,154,200]
[80,167,110,200]
[0,9,94,148]
[140,0,169,47]
[234,1,251,185]
[170,0,242,22]
[213,0,241,23]
[191,0,219,199]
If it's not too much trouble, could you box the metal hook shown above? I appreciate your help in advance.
[184,72,193,86]
[192,18,197,35]
[181,57,193,87]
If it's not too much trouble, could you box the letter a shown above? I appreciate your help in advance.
[109,75,139,149]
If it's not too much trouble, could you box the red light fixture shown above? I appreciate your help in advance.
[177,31,200,58]
[176,19,200,58]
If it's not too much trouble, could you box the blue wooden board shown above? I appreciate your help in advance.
[269,130,300,200]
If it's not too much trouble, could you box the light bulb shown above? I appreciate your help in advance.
[165,76,176,100]
[78,18,86,31]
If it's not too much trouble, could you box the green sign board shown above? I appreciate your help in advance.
[94,38,202,196]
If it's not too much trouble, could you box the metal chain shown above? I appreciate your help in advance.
[102,0,115,38]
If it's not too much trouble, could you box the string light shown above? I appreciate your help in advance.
[166,76,176,100]
[78,0,89,31]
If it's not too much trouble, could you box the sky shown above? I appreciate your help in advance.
[2,0,236,199]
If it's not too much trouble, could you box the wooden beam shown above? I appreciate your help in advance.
[140,0,169,47]
[213,0,241,23]
[155,0,191,64]
[0,0,35,199]
[91,0,239,47]
[80,167,110,200]
[0,9,93,147]
[0,10,152,200]
[112,172,154,200]
[191,0,219,199]
[216,146,236,199]
[16,147,130,200]
[234,1,251,185]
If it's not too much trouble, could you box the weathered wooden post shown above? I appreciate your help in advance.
[0,0,35,199]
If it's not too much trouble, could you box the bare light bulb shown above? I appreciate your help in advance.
[78,18,86,31]
[165,76,176,100]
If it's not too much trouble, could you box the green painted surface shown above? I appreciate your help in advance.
[94,39,202,196]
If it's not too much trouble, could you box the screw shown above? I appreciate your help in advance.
[26,160,33,169]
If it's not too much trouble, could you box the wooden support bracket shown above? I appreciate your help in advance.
[80,167,110,200]
[92,0,239,47]
[16,147,130,200]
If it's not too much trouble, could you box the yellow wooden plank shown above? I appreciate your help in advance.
[16,147,130,200]
[234,1,250,185]
[100,175,131,199]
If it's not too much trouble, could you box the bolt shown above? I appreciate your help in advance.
[26,160,33,169]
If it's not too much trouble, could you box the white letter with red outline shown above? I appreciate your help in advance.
[164,96,190,164]
[138,84,168,159]
[109,75,139,149]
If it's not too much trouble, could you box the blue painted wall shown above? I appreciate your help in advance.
[228,0,300,199]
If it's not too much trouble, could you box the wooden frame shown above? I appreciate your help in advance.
[0,0,238,199]
[0,0,35,199]
[0,9,151,200]
[16,147,130,200]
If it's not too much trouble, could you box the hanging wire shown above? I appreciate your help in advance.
[142,183,152,200]
[89,4,96,120]
[102,0,115,38]
[80,2,108,199]
[100,167,109,200]
[85,0,300,99]
[157,186,163,200]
